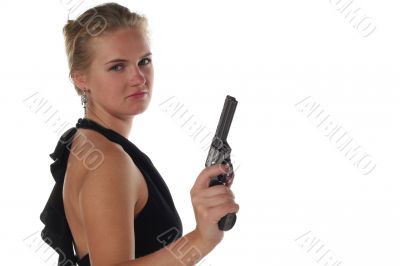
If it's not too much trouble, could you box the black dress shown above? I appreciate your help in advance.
[40,118,183,266]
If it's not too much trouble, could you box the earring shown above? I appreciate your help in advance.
[81,89,88,118]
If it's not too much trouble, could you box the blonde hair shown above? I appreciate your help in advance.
[63,2,150,96]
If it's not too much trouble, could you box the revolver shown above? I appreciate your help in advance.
[205,95,238,231]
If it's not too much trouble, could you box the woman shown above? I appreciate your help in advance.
[40,3,239,266]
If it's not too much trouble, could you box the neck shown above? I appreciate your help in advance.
[84,106,133,139]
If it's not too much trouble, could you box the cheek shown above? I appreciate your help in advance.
[95,73,125,94]
[91,77,121,102]
[102,73,124,86]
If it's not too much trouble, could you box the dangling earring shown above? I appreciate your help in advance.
[81,89,88,118]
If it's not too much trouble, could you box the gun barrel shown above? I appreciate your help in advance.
[215,95,238,141]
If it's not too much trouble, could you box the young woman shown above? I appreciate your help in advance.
[40,3,238,266]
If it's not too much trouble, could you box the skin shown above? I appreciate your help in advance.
[63,27,239,266]
[73,27,153,138]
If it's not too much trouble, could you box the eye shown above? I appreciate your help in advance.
[110,64,124,72]
[139,57,152,66]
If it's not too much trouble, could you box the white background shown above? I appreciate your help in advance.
[1,0,399,265]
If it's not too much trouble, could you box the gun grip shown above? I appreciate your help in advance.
[218,213,237,231]
[209,171,237,231]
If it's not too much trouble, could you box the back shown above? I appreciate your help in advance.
[63,127,148,262]
[40,118,183,266]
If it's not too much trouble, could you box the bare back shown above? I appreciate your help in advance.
[63,128,148,260]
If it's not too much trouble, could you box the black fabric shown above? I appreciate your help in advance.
[40,118,183,266]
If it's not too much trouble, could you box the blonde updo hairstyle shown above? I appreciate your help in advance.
[63,2,150,96]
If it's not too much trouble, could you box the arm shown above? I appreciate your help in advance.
[115,230,213,266]
[79,147,238,266]
[116,163,238,266]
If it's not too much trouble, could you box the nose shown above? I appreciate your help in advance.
[128,66,146,86]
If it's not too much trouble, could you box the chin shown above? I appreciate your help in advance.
[130,105,149,116]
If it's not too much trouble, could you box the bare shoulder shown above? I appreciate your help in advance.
[73,128,140,199]
[72,129,141,263]
[68,128,128,171]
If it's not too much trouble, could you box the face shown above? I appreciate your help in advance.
[76,27,154,119]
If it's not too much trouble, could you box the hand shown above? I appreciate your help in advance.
[225,161,235,188]
[190,163,239,248]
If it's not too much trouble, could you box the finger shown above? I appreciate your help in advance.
[207,203,240,224]
[192,163,230,192]
[200,185,234,198]
[226,171,235,188]
[199,194,236,208]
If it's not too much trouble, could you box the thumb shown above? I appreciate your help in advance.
[192,163,230,191]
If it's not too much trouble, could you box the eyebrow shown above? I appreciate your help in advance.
[104,52,152,65]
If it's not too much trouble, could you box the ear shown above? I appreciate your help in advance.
[71,70,88,91]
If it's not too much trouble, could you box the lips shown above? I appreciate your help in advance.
[128,90,149,97]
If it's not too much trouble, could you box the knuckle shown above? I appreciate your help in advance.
[191,195,200,205]
[233,203,240,213]
[222,186,230,194]
[214,186,228,196]
[224,201,238,212]
[190,197,196,205]
[215,185,226,194]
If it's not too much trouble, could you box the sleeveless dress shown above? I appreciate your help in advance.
[40,118,183,266]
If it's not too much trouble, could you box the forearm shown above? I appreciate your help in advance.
[114,229,214,266]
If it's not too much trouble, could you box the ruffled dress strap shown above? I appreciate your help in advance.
[40,118,182,265]
[39,125,82,265]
